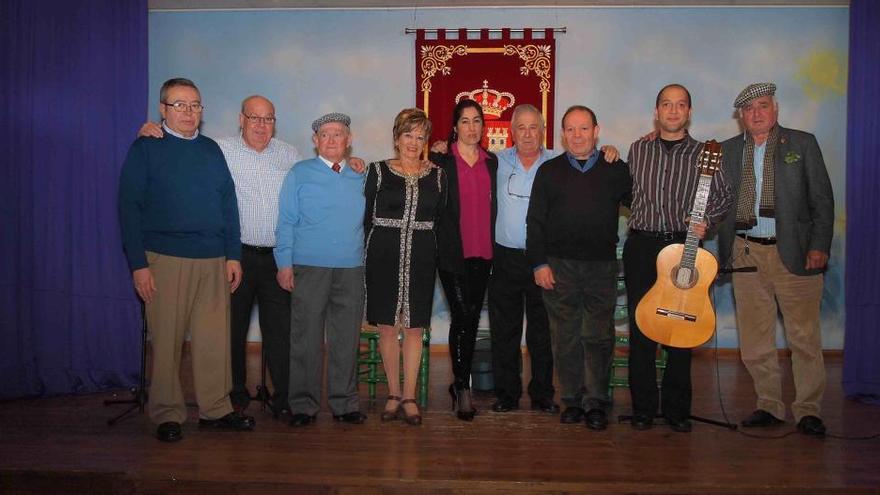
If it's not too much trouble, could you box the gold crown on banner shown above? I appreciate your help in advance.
[455,80,515,119]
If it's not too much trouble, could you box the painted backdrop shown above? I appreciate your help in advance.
[149,6,848,348]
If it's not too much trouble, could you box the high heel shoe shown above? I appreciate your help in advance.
[381,395,402,422]
[448,384,477,421]
[400,399,422,426]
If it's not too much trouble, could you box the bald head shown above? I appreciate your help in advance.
[239,95,276,152]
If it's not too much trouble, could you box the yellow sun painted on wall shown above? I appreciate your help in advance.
[796,49,847,101]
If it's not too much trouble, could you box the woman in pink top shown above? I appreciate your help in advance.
[433,99,498,421]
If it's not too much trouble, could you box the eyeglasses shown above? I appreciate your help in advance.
[507,173,530,199]
[243,114,276,125]
[163,101,204,113]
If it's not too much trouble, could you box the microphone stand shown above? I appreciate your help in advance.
[618,265,757,431]
[104,304,148,425]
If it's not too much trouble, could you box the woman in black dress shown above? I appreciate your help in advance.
[433,99,498,421]
[364,108,446,425]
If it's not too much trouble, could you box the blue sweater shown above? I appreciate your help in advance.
[118,134,241,270]
[274,158,365,268]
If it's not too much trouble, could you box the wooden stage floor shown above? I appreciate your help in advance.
[1,348,878,494]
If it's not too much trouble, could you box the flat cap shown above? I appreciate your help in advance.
[311,112,351,133]
[733,82,776,109]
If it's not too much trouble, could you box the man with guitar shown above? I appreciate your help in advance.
[624,84,732,432]
[717,83,834,437]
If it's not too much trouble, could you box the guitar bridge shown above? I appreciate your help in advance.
[655,308,697,322]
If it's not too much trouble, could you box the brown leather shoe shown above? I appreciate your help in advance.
[400,399,422,426]
[381,396,402,422]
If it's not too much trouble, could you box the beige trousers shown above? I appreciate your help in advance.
[145,252,233,424]
[732,236,825,421]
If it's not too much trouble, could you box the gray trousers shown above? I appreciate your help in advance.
[288,265,365,416]
[542,257,617,411]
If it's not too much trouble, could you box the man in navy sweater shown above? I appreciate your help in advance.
[118,78,255,442]
[526,105,632,431]
[275,113,368,427]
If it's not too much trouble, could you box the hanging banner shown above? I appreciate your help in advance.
[415,28,556,152]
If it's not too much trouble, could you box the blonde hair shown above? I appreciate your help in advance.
[393,108,432,150]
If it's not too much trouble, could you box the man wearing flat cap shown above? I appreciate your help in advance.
[275,112,368,426]
[717,83,834,437]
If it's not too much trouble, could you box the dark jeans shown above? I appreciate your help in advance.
[623,232,693,421]
[488,244,554,403]
[542,257,617,411]
[439,257,492,389]
[230,245,291,413]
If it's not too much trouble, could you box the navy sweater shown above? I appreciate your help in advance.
[526,153,632,267]
[118,134,241,270]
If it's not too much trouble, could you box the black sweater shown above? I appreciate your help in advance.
[526,153,632,267]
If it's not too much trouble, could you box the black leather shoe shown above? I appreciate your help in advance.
[289,413,317,427]
[333,411,367,424]
[560,406,585,424]
[665,417,692,433]
[156,421,182,442]
[491,398,519,412]
[199,411,255,431]
[797,415,826,437]
[741,409,784,427]
[531,398,560,414]
[584,408,608,431]
[631,413,654,431]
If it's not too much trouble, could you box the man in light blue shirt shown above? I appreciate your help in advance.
[275,113,368,427]
[489,105,559,414]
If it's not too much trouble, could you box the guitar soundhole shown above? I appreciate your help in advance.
[671,265,698,290]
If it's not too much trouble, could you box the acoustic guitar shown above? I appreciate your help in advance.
[634,140,722,349]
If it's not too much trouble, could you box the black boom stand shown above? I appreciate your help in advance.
[104,304,148,425]
[618,265,760,431]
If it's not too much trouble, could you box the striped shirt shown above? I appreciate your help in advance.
[626,134,731,232]
[216,135,301,247]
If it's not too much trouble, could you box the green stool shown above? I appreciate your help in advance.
[609,305,668,395]
[358,325,431,407]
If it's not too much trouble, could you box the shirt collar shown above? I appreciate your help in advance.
[162,122,199,140]
[566,149,599,172]
[318,155,346,170]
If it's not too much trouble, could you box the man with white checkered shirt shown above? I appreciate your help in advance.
[138,96,365,417]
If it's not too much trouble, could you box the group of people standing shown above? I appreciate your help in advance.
[118,77,833,443]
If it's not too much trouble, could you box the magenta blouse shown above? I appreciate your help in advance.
[452,142,493,260]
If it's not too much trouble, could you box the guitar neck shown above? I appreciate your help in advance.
[680,173,713,270]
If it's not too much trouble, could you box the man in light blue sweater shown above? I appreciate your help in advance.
[274,113,367,426]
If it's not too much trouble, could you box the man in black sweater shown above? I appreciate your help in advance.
[526,105,632,430]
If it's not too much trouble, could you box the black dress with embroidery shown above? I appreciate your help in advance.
[364,160,446,328]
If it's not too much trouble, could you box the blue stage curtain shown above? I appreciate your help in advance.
[0,0,147,399]
[843,0,880,402]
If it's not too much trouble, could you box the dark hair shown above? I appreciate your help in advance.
[160,78,199,103]
[446,99,485,150]
[561,105,597,128]
[655,83,692,108]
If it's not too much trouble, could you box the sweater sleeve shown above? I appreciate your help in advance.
[273,167,300,269]
[616,160,634,208]
[117,140,149,271]
[526,165,551,269]
[219,150,242,261]
[363,162,379,242]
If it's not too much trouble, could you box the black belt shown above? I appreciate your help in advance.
[242,244,274,254]
[736,234,777,245]
[629,229,687,242]
[495,243,526,254]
